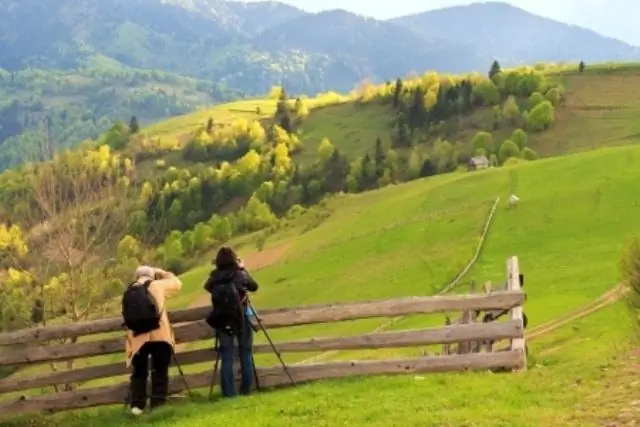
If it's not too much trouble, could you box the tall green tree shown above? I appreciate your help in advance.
[129,116,139,134]
[489,60,502,80]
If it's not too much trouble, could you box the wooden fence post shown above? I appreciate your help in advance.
[506,256,527,370]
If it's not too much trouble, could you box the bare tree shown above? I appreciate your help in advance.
[0,145,138,390]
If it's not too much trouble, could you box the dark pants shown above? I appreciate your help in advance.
[218,325,254,397]
[130,341,172,410]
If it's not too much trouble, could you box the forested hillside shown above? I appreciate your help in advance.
[0,63,563,334]
[0,66,240,171]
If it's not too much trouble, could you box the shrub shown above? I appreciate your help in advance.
[511,129,528,150]
[529,92,546,108]
[156,159,166,169]
[522,147,539,160]
[546,87,562,106]
[620,237,640,311]
[525,101,555,131]
[498,140,520,164]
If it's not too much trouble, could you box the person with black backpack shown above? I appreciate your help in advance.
[122,265,182,416]
[204,247,259,398]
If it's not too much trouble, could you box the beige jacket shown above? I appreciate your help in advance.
[124,270,182,367]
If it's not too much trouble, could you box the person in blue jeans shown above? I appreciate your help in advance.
[204,247,259,397]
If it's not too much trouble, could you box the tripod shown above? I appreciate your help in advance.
[208,299,296,401]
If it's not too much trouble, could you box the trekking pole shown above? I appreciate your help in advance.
[247,300,296,386]
[208,332,220,401]
[171,350,193,398]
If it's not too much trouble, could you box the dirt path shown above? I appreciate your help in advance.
[527,284,627,342]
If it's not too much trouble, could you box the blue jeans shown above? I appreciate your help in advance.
[218,325,254,397]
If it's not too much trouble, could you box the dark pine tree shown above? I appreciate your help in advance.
[207,117,214,133]
[325,150,350,193]
[408,87,427,131]
[420,159,437,177]
[393,78,403,109]
[129,115,140,134]
[374,137,386,178]
[489,60,502,79]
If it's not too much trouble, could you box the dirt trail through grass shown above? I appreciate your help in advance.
[527,284,627,341]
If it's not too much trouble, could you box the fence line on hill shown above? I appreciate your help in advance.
[0,256,526,417]
[297,197,502,365]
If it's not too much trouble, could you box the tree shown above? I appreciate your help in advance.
[521,147,539,160]
[502,96,520,125]
[407,148,422,180]
[267,86,284,99]
[579,61,586,73]
[545,87,561,106]
[525,101,555,131]
[489,60,502,80]
[529,92,546,108]
[324,150,349,193]
[0,145,135,383]
[206,117,214,133]
[472,81,500,106]
[511,129,528,150]
[470,131,494,154]
[318,138,335,163]
[129,116,139,134]
[254,232,267,252]
[374,137,386,178]
[498,140,521,164]
[392,78,403,109]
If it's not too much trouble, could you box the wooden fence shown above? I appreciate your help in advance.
[0,256,526,416]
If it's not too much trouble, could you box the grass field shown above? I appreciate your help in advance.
[4,143,639,425]
[4,65,640,424]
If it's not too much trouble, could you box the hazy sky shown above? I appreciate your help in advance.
[247,0,639,46]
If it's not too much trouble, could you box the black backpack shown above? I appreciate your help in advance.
[206,278,246,336]
[122,280,162,336]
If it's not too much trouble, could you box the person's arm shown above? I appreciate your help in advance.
[203,274,215,294]
[153,268,182,297]
[236,268,258,293]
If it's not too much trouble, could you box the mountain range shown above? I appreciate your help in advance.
[2,0,639,95]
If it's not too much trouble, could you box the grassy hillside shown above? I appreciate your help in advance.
[299,63,640,162]
[5,143,640,426]
[131,62,640,178]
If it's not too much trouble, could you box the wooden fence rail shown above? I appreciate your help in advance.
[0,291,523,347]
[0,256,527,417]
[0,350,524,414]
[0,291,524,367]
[0,320,523,394]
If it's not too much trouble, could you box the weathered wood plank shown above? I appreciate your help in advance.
[0,350,525,415]
[0,291,524,347]
[0,320,523,392]
[507,256,527,371]
[0,292,525,366]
